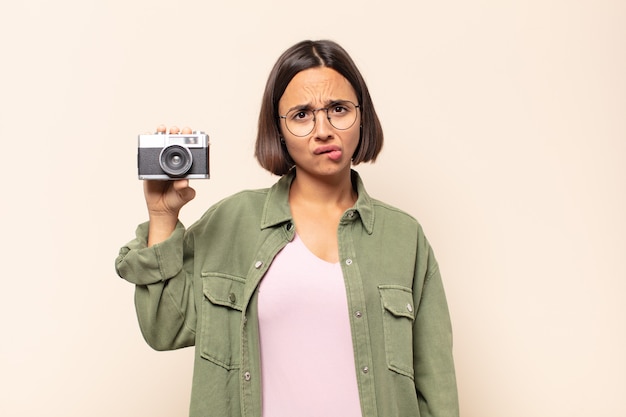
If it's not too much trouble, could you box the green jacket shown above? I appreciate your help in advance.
[115,170,459,417]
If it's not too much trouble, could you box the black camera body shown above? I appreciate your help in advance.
[138,132,210,180]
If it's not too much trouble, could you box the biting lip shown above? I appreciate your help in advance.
[314,145,342,155]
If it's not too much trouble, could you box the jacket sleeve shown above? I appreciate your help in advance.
[115,221,197,351]
[413,235,460,417]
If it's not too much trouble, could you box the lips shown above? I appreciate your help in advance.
[314,144,343,161]
[314,145,342,155]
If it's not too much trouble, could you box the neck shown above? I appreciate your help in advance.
[289,168,357,209]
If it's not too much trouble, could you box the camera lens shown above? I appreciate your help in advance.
[159,145,193,177]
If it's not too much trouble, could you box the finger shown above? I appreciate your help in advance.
[169,126,180,134]
[172,179,189,190]
[156,124,167,133]
[181,126,192,134]
[180,186,196,202]
[172,179,196,202]
[143,179,170,198]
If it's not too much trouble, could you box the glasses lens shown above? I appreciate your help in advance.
[285,109,315,137]
[328,101,358,130]
[285,101,358,137]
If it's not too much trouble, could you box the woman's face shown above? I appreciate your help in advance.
[278,67,361,180]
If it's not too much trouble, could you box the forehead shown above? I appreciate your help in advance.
[279,67,356,108]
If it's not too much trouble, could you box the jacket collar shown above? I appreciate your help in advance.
[260,169,375,235]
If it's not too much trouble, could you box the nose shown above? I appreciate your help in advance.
[312,108,333,140]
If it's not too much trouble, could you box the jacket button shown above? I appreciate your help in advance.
[286,222,293,231]
[355,310,362,318]
[407,303,413,313]
[362,366,369,374]
[345,259,353,266]
[254,261,263,269]
[244,371,251,381]
[228,293,236,303]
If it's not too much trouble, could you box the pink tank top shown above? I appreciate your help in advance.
[257,234,362,417]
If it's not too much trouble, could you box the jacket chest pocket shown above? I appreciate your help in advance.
[200,273,246,370]
[379,285,416,379]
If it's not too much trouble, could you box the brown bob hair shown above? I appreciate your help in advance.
[255,40,384,176]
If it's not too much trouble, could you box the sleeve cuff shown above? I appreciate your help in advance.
[115,221,186,285]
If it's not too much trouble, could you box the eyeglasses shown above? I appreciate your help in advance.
[279,100,360,137]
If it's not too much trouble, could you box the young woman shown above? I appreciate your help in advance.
[116,39,459,417]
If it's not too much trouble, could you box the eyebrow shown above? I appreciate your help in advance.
[285,99,352,113]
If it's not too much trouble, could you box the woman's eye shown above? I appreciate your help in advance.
[291,110,311,122]
[332,105,348,115]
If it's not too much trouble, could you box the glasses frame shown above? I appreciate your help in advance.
[279,100,361,137]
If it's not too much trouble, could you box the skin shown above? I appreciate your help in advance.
[145,67,361,263]
[278,67,361,262]
[144,125,196,246]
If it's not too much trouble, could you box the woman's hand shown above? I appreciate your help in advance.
[144,176,196,217]
[144,125,197,246]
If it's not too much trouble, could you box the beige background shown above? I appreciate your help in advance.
[1,0,624,416]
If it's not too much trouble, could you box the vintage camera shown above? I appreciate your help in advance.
[138,132,210,180]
